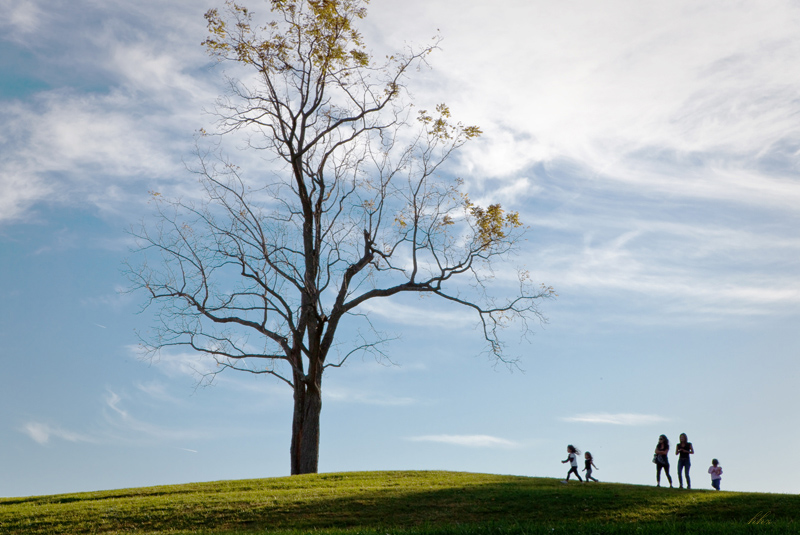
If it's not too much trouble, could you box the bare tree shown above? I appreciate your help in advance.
[130,0,554,475]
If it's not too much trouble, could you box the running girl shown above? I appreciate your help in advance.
[562,445,583,483]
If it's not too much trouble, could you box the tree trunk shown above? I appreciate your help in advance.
[290,376,322,475]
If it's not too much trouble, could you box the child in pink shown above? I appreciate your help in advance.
[708,459,722,490]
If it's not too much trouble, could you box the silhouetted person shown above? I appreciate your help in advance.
[561,445,583,483]
[675,433,694,489]
[708,458,723,490]
[654,434,672,487]
[583,451,599,482]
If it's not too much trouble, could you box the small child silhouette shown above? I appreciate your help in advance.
[708,459,723,490]
[583,451,599,482]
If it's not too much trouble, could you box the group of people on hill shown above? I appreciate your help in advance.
[560,433,723,490]
[653,433,722,490]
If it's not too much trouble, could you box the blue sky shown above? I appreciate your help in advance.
[2,0,800,497]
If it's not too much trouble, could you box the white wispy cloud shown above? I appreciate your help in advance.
[325,386,417,406]
[0,176,49,224]
[107,39,213,104]
[135,381,184,404]
[368,0,800,311]
[3,0,799,333]
[0,89,190,224]
[102,388,213,443]
[128,347,291,409]
[422,0,800,193]
[0,1,214,226]
[80,285,136,310]
[406,434,520,448]
[130,345,220,381]
[360,298,475,329]
[347,360,429,374]
[21,387,212,446]
[105,389,129,418]
[562,413,670,426]
[526,213,800,320]
[0,0,43,39]
[20,422,97,445]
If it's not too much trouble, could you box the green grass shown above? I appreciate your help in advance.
[1,471,798,534]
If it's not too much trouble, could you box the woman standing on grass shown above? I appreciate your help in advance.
[654,434,673,488]
[675,433,694,489]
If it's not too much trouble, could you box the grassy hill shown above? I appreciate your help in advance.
[1,471,798,534]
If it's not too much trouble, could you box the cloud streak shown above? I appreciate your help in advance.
[0,0,43,41]
[20,422,97,445]
[325,386,417,407]
[562,413,670,426]
[359,298,475,329]
[18,388,214,447]
[100,389,218,444]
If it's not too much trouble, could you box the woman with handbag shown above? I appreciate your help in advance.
[654,434,673,487]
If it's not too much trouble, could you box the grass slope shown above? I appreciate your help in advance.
[1,471,798,534]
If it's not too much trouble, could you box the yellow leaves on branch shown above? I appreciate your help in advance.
[392,198,519,248]
[465,198,522,249]
[418,104,481,142]
[203,0,371,71]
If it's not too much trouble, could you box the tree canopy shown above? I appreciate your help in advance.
[130,0,553,474]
